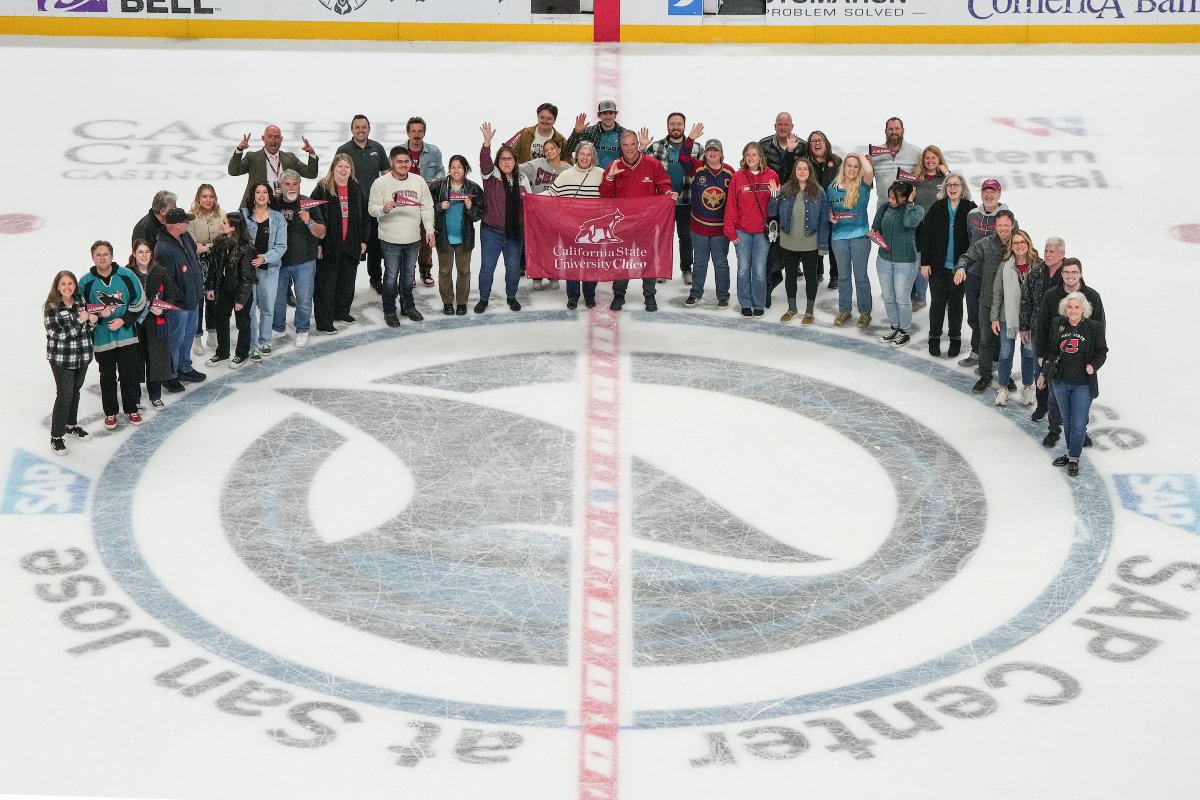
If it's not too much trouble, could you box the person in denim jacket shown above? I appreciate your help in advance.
[768,158,830,325]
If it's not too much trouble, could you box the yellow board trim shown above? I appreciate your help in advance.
[2,16,1199,45]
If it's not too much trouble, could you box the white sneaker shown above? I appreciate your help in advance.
[205,331,218,349]
[272,329,287,341]
[295,332,309,348]
[532,279,545,290]
[191,335,205,356]
[1021,386,1036,406]
[994,387,1009,406]
[549,280,560,290]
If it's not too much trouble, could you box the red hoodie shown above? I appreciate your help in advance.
[599,154,672,198]
[724,167,779,240]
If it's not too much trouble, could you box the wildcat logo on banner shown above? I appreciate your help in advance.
[524,195,673,282]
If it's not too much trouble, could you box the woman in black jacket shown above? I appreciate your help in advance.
[430,154,485,316]
[129,239,173,407]
[917,172,977,357]
[312,153,369,332]
[205,213,257,368]
[1037,292,1107,477]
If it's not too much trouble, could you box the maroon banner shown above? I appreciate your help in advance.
[523,194,673,282]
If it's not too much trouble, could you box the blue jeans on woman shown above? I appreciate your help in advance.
[877,256,918,332]
[1052,381,1093,459]
[690,232,731,302]
[831,236,872,315]
[733,230,768,311]
[480,224,523,301]
[252,263,280,349]
[997,323,1036,386]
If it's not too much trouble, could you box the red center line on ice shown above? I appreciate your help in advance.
[578,307,621,800]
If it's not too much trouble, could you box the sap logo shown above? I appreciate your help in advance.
[668,0,704,15]
[120,0,215,14]
[1,450,90,516]
[993,116,1088,138]
[1114,474,1200,535]
[38,0,107,11]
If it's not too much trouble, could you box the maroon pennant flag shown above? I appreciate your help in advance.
[868,230,890,250]
[151,298,181,313]
[897,169,919,181]
[300,198,329,210]
[869,144,891,157]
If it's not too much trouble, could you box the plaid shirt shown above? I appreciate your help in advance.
[44,301,95,369]
[645,137,702,204]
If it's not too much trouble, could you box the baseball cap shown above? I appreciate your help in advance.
[597,100,618,113]
[981,178,1002,192]
[704,139,723,152]
[163,208,195,224]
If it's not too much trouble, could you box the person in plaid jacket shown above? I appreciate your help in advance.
[642,113,702,284]
[44,270,98,454]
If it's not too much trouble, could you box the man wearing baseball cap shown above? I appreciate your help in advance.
[959,178,1017,370]
[678,124,735,309]
[155,207,207,389]
[565,99,627,169]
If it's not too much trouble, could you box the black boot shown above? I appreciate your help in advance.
[928,337,942,357]
[947,338,962,358]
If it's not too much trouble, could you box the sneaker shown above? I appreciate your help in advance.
[1021,386,1036,406]
[610,296,625,311]
[384,314,401,328]
[801,313,815,325]
[1084,434,1093,448]
[972,376,992,394]
[567,299,578,310]
[752,308,764,317]
[151,399,165,409]
[316,327,338,335]
[230,356,246,370]
[1031,408,1048,422]
[532,279,545,291]
[205,331,218,348]
[474,301,488,314]
[780,309,798,323]
[191,335,205,356]
[165,380,185,393]
[421,273,435,287]
[178,369,206,383]
[103,415,118,430]
[682,269,693,285]
[405,308,424,322]
[834,312,851,326]
[455,305,467,315]
[65,426,90,441]
[1067,461,1080,477]
[337,314,357,325]
[716,299,730,309]
[51,437,67,455]
[295,332,309,348]
[272,329,287,341]
[856,313,871,329]
[126,412,143,425]
[249,348,262,363]
[260,344,273,357]
[828,277,838,289]
[370,280,383,295]
[645,297,658,312]
[958,352,979,368]
[549,280,560,290]
[506,298,521,312]
[206,355,228,367]
[1043,431,1060,448]
[584,298,596,309]
[1052,455,1070,467]
[880,328,899,343]
[683,295,698,309]
[443,304,454,316]
[995,387,1009,406]
[741,308,753,318]
[892,331,911,346]
[911,300,927,312]
[1006,380,1018,392]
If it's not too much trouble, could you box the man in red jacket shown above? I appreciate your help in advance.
[600,131,675,311]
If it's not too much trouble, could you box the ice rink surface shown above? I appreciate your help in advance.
[2,34,1200,800]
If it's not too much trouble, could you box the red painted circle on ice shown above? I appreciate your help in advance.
[1171,224,1200,244]
[0,214,44,235]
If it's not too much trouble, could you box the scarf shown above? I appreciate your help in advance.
[503,171,523,240]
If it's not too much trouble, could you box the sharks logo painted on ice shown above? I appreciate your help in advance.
[318,0,367,15]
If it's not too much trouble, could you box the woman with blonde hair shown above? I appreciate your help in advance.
[990,229,1042,406]
[311,152,369,333]
[187,183,223,354]
[724,141,780,318]
[826,152,874,327]
[910,145,949,309]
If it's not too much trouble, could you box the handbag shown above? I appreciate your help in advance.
[1042,355,1060,382]
[751,179,778,243]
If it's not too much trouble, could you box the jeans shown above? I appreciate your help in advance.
[733,230,769,311]
[928,267,964,340]
[1052,381,1093,459]
[251,263,279,349]
[911,270,928,303]
[674,204,693,272]
[382,240,420,315]
[690,233,730,302]
[997,324,1036,387]
[274,258,316,333]
[877,256,919,332]
[168,306,199,375]
[831,236,872,315]
[95,344,142,417]
[479,225,523,301]
[49,362,89,438]
[566,280,597,301]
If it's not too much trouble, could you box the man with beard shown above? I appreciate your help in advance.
[954,209,1015,394]
[566,99,627,170]
[228,124,319,201]
[959,178,1017,369]
[336,114,391,294]
[272,170,327,349]
[643,112,702,284]
[403,117,446,288]
[868,117,922,213]
[758,113,804,303]
[1034,257,1105,448]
